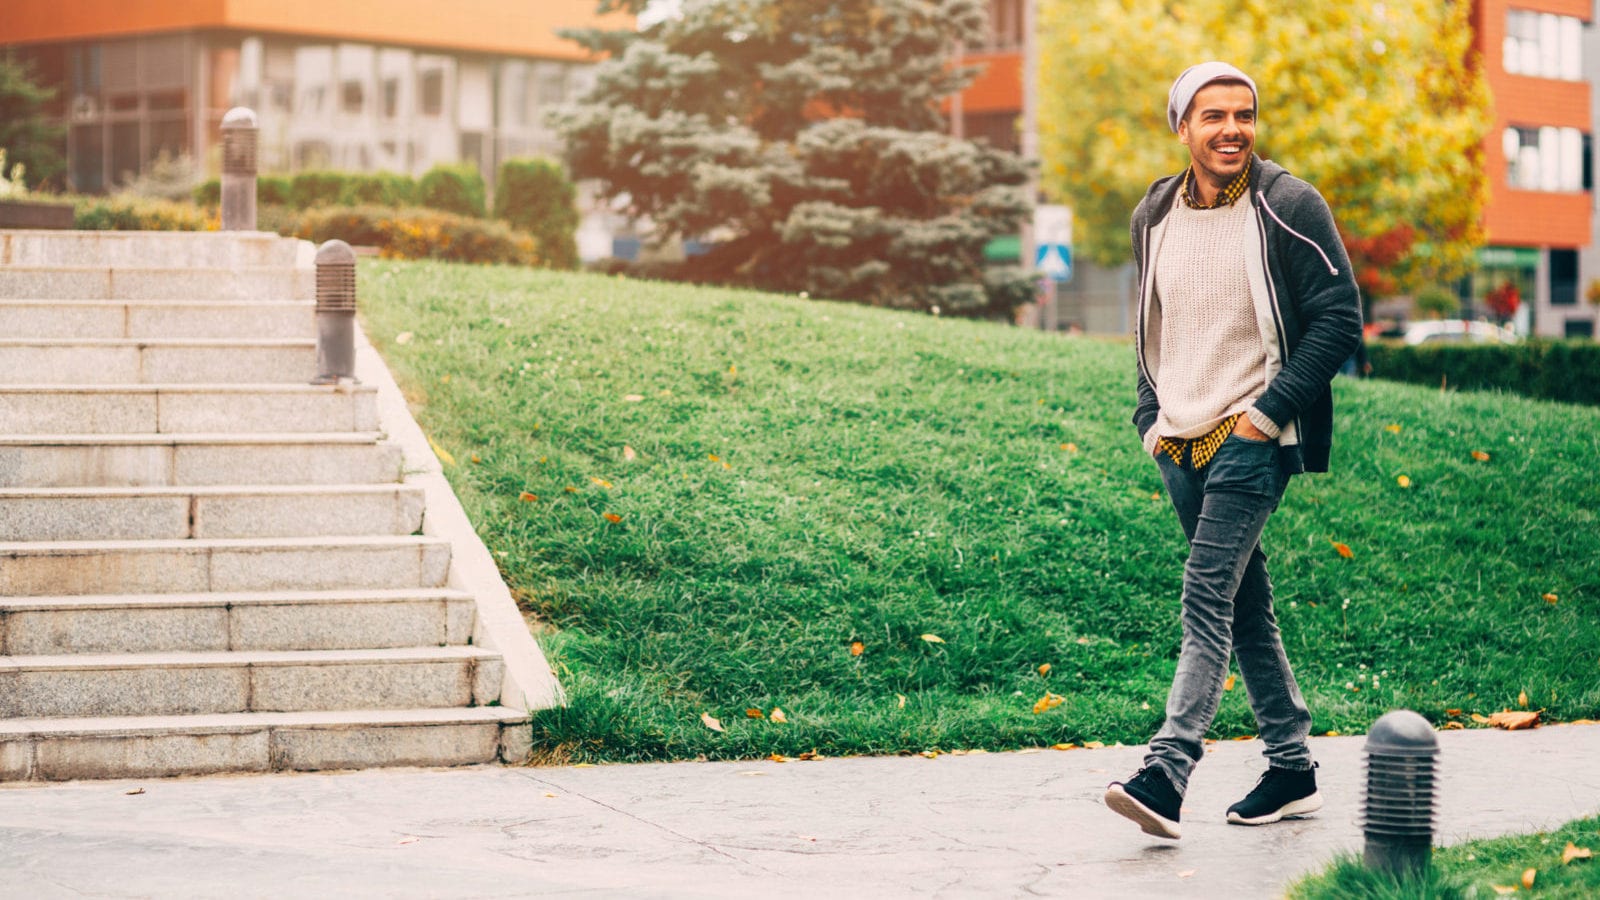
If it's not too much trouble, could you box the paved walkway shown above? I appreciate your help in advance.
[1,724,1596,898]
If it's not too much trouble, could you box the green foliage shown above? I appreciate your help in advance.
[118,150,202,201]
[1039,0,1490,295]
[494,157,580,270]
[1290,816,1600,899]
[417,163,487,218]
[361,259,1600,762]
[289,171,354,210]
[296,205,534,265]
[1411,286,1459,320]
[1368,340,1600,406]
[339,171,417,207]
[196,174,300,208]
[0,56,66,190]
[556,0,1031,318]
[72,194,212,231]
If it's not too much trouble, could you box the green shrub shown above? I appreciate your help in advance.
[417,163,486,218]
[193,174,291,208]
[193,178,220,206]
[338,171,416,207]
[1412,285,1458,320]
[257,203,300,237]
[295,205,534,265]
[289,171,351,209]
[494,157,580,270]
[72,194,212,231]
[1368,339,1600,406]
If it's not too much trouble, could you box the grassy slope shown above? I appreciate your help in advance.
[1289,816,1600,899]
[361,259,1600,763]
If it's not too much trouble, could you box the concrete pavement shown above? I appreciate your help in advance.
[1,724,1596,899]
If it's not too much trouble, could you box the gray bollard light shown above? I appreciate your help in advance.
[1361,709,1440,877]
[220,107,259,231]
[313,239,359,384]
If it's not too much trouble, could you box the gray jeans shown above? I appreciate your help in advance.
[1146,432,1314,794]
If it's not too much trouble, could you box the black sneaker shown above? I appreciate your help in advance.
[1226,765,1323,825]
[1104,766,1182,839]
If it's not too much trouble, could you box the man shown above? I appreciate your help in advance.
[1102,62,1363,840]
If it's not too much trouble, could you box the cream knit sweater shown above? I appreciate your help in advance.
[1142,197,1273,457]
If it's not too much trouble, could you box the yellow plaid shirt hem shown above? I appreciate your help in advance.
[1156,414,1243,469]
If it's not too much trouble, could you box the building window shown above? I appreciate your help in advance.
[341,79,364,114]
[987,0,1024,50]
[1565,319,1594,338]
[1504,9,1582,81]
[419,69,444,116]
[382,78,400,118]
[1549,249,1577,306]
[1503,126,1585,192]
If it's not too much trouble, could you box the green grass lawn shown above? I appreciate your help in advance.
[360,259,1600,763]
[1289,815,1600,898]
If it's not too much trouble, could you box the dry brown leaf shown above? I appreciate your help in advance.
[1332,541,1354,559]
[518,491,537,502]
[850,642,865,657]
[1562,842,1593,865]
[1472,450,1491,462]
[623,445,637,462]
[623,394,644,402]
[1471,713,1492,724]
[1224,674,1237,692]
[564,486,579,493]
[920,633,945,644]
[1441,721,1465,730]
[798,750,820,760]
[1446,708,1462,717]
[1083,740,1106,749]
[1397,475,1412,488]
[1488,710,1541,731]
[745,708,764,719]
[1062,442,1079,453]
[1052,743,1077,751]
[124,788,145,796]
[603,513,623,523]
[1543,592,1559,604]
[591,477,613,489]
[1032,693,1065,714]
[700,712,724,732]
[1521,868,1536,889]
[1038,663,1052,676]
[896,694,907,709]
[769,753,789,763]
[470,454,481,464]
[919,750,940,759]
[769,708,788,724]
[1489,886,1516,896]
[1385,424,1402,434]
[1519,690,1529,709]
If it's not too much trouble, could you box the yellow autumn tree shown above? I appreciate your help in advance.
[1038,0,1490,299]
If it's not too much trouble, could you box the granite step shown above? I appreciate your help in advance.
[0,588,476,655]
[0,266,312,301]
[0,535,451,596]
[0,339,316,384]
[0,230,305,269]
[0,706,530,781]
[0,300,314,340]
[0,432,402,488]
[0,384,376,434]
[0,647,504,719]
[0,484,425,541]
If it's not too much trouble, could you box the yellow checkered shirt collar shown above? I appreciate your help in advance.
[1181,157,1252,210]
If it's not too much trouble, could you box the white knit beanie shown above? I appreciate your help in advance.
[1167,62,1257,133]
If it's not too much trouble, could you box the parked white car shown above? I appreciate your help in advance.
[1403,320,1520,346]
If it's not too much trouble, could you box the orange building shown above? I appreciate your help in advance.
[1472,0,1593,338]
[0,1,627,192]
[952,0,1025,154]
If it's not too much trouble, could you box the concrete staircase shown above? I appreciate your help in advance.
[0,230,555,781]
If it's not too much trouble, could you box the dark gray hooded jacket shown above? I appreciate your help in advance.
[1131,156,1363,474]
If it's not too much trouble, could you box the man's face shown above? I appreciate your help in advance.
[1178,81,1256,188]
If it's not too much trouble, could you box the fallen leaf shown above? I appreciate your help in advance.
[920,633,945,644]
[591,477,613,489]
[770,708,788,724]
[1224,674,1237,692]
[470,454,481,464]
[427,436,456,468]
[124,788,145,796]
[1544,593,1559,604]
[896,694,907,709]
[1471,713,1492,724]
[1032,693,1065,714]
[920,750,940,759]
[1441,721,1465,730]
[769,753,789,763]
[1490,886,1517,896]
[1519,690,1529,709]
[518,492,537,502]
[1332,541,1354,559]
[1038,663,1052,676]
[1522,868,1536,889]
[1562,842,1593,865]
[395,331,414,345]
[1472,450,1491,462]
[798,750,820,760]
[1325,730,1341,737]
[1397,475,1412,488]
[700,712,725,732]
[440,374,451,384]
[746,708,764,719]
[1446,709,1462,717]
[708,454,720,462]
[1489,710,1541,730]
[564,486,579,493]
[1052,743,1078,751]
[623,394,644,402]
[850,641,865,657]
[1385,423,1402,434]
[1083,741,1106,749]
[603,513,623,523]
[1062,442,1079,453]
[623,445,637,462]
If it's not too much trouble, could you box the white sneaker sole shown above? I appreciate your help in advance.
[1226,790,1324,826]
[1104,784,1182,839]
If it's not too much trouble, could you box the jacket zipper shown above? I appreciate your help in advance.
[1257,193,1339,276]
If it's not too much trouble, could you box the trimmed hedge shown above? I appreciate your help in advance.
[194,174,291,207]
[338,171,415,207]
[494,157,579,270]
[72,194,213,231]
[1367,339,1600,406]
[417,163,486,218]
[295,205,535,266]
